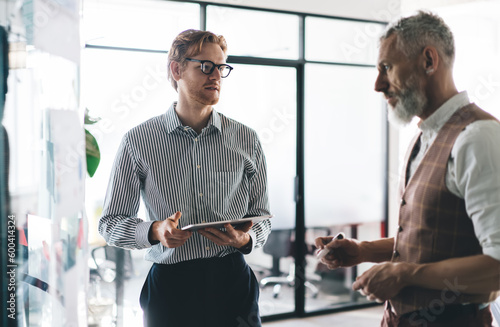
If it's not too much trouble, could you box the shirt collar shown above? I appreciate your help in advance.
[164,102,183,134]
[419,91,470,133]
[208,108,222,133]
[164,102,222,134]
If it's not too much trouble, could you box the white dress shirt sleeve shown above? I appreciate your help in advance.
[447,120,500,261]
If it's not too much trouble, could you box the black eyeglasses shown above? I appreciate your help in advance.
[185,58,233,78]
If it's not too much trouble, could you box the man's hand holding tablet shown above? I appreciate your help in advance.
[181,215,272,231]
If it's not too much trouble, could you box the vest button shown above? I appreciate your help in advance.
[393,250,399,257]
[400,198,406,206]
[398,225,403,232]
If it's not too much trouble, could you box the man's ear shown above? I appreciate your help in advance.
[170,61,182,81]
[422,46,439,75]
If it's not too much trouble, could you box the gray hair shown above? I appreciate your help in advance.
[381,11,455,68]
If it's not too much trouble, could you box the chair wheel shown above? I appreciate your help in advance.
[272,284,281,298]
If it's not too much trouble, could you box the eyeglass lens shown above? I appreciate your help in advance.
[201,61,231,77]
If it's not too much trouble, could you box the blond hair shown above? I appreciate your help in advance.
[167,29,228,91]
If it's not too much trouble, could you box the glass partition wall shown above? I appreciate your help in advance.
[82,0,387,323]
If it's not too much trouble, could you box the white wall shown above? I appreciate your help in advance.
[401,0,487,13]
[0,0,13,26]
[199,0,401,21]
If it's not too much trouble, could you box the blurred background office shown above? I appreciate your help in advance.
[1,0,499,326]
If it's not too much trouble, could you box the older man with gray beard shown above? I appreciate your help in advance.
[316,11,500,327]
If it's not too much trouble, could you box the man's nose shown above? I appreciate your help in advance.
[209,67,222,80]
[374,72,387,93]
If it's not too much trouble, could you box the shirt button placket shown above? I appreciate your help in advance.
[192,135,204,215]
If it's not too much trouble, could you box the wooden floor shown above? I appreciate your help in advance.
[263,305,385,326]
[263,305,500,327]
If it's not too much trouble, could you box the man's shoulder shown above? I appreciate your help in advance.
[464,103,499,121]
[126,114,166,139]
[217,112,258,137]
[460,119,500,143]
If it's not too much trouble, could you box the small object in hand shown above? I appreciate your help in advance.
[317,232,345,259]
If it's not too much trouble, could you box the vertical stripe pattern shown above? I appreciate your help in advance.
[99,103,271,264]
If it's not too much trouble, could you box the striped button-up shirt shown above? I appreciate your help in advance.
[99,102,272,264]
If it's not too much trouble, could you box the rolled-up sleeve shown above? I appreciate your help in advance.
[450,120,500,261]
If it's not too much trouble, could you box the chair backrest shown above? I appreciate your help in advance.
[263,229,294,258]
[91,245,134,280]
[263,227,332,258]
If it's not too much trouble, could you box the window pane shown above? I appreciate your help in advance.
[207,6,299,59]
[304,64,386,311]
[82,49,175,326]
[306,17,385,65]
[82,48,176,238]
[215,64,297,315]
[305,64,385,226]
[83,0,199,50]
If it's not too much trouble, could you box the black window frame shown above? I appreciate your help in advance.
[84,0,388,322]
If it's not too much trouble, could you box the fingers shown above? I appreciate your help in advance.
[167,211,182,227]
[317,238,345,268]
[162,228,192,248]
[198,226,233,245]
[160,211,193,248]
[198,224,249,248]
[199,227,229,241]
[315,236,333,249]
[325,259,342,270]
[355,286,384,303]
[352,278,362,292]
[233,221,253,233]
[352,269,388,304]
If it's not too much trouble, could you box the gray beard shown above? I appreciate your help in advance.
[387,79,427,127]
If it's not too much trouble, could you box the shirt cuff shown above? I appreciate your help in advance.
[136,220,156,248]
[238,230,257,255]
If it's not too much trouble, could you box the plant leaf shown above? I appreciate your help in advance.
[84,108,101,125]
[85,129,100,177]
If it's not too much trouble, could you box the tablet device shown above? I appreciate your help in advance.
[181,215,272,231]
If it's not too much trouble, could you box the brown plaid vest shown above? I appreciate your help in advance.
[390,103,498,315]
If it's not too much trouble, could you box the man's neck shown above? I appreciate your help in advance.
[175,99,213,134]
[420,73,458,121]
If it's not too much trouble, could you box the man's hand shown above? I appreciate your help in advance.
[352,262,414,303]
[314,236,365,269]
[198,222,253,249]
[149,211,192,248]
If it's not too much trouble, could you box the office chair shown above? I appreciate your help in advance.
[88,245,135,326]
[260,227,330,298]
[90,245,135,283]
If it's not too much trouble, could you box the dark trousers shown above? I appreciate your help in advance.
[381,301,493,327]
[140,253,261,327]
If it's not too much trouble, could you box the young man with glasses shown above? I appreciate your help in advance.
[99,29,271,327]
